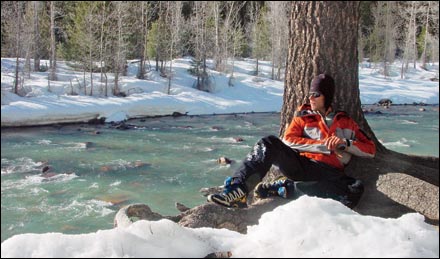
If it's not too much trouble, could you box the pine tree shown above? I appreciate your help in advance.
[250,4,270,77]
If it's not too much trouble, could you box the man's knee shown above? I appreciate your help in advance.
[260,135,282,147]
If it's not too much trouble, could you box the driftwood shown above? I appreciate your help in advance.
[115,151,439,234]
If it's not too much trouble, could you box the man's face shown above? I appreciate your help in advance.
[308,92,325,112]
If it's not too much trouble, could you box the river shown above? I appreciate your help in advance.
[1,105,438,242]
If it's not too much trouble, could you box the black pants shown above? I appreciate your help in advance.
[232,135,361,206]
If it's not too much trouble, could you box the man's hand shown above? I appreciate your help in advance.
[323,135,346,151]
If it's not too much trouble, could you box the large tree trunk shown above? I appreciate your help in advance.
[280,1,385,152]
[280,0,437,221]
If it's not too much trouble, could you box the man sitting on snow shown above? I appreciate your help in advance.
[208,74,376,208]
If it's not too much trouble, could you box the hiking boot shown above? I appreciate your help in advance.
[207,177,248,208]
[346,179,364,208]
[333,179,365,208]
[254,176,295,199]
[348,179,364,194]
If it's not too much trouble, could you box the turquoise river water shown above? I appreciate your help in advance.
[1,105,438,242]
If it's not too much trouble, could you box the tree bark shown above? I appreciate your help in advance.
[49,1,57,82]
[280,1,385,152]
[13,1,23,95]
[33,1,41,72]
[421,1,431,69]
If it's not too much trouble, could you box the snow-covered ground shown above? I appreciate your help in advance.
[1,57,438,127]
[1,196,438,258]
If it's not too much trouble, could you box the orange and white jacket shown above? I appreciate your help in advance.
[283,104,376,171]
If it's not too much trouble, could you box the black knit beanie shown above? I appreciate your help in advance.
[310,74,335,109]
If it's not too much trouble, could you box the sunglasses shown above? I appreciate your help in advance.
[309,92,322,98]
